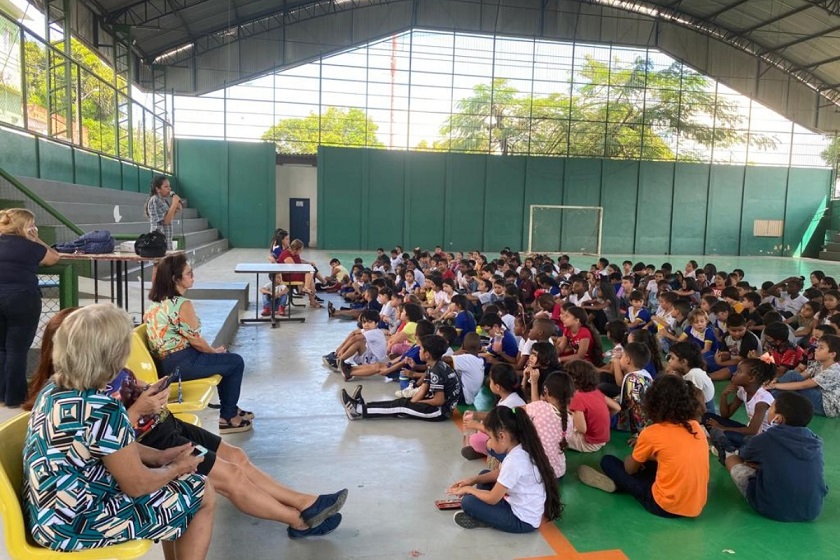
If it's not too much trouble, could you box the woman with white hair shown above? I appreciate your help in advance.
[23,304,216,559]
[0,208,59,407]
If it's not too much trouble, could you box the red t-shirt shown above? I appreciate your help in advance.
[561,325,596,363]
[570,389,611,444]
[769,344,806,370]
[278,249,304,283]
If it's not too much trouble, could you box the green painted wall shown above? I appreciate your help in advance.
[0,128,159,191]
[174,138,276,248]
[318,147,832,257]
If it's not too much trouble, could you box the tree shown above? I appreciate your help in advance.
[262,107,384,153]
[821,135,840,168]
[439,56,777,159]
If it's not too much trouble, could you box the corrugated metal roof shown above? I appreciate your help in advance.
[78,0,840,129]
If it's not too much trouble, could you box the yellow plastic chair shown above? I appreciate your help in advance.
[135,324,222,387]
[126,328,215,413]
[0,413,151,560]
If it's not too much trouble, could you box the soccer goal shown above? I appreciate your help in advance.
[527,205,603,256]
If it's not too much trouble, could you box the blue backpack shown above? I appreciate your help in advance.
[54,230,115,254]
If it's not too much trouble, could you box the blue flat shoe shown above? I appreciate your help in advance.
[287,513,342,539]
[301,488,348,528]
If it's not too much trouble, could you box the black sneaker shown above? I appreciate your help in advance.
[460,446,486,461]
[453,511,492,529]
[339,389,361,420]
[350,384,363,403]
[710,428,736,467]
[340,360,354,381]
[322,352,338,370]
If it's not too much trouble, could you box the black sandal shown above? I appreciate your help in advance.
[238,408,255,420]
[219,417,253,434]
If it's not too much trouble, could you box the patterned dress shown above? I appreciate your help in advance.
[23,382,205,551]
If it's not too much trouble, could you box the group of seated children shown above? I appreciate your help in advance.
[315,247,832,530]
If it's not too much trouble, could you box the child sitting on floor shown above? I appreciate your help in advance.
[340,334,461,422]
[556,307,604,366]
[768,333,840,418]
[666,342,715,414]
[447,406,562,532]
[763,321,807,378]
[565,360,611,452]
[721,392,828,522]
[577,375,709,519]
[710,313,762,381]
[705,357,776,453]
[526,370,575,479]
[341,319,435,383]
[441,332,485,405]
[461,363,527,460]
[259,274,289,317]
[322,309,388,378]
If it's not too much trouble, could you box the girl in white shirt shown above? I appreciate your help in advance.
[448,406,562,532]
[461,364,526,460]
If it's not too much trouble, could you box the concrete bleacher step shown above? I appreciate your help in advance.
[193,299,240,349]
[819,251,840,262]
[187,282,250,311]
[16,176,229,275]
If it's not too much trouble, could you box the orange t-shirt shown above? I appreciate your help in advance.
[632,421,709,517]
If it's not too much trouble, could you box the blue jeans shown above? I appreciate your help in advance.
[701,413,747,448]
[261,293,288,308]
[600,455,679,518]
[772,371,826,416]
[161,347,245,420]
[461,495,538,533]
[0,290,41,406]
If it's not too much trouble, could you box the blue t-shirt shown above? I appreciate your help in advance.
[0,234,47,294]
[488,330,518,359]
[454,311,476,344]
[400,345,424,369]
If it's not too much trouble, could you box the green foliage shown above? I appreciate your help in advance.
[262,107,385,153]
[821,135,840,168]
[439,56,777,159]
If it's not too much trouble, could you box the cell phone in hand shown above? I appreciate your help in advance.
[151,373,176,395]
[435,499,462,510]
[192,445,208,457]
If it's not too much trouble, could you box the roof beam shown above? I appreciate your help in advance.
[151,0,400,64]
[106,0,213,26]
[703,0,750,21]
[757,22,840,54]
[808,0,840,17]
[804,52,840,69]
[736,3,814,35]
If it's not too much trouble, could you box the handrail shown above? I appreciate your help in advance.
[0,165,84,236]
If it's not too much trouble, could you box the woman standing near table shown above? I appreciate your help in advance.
[0,208,59,407]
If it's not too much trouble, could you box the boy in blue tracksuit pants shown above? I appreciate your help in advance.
[721,392,827,522]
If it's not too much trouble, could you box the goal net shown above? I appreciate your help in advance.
[527,205,603,256]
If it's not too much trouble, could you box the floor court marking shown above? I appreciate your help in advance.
[451,410,629,560]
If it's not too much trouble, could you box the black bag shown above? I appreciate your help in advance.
[135,231,167,258]
[54,230,115,254]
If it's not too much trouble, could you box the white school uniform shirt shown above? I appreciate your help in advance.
[362,329,388,362]
[473,290,494,305]
[646,279,658,294]
[434,290,451,308]
[499,392,527,408]
[501,313,516,333]
[568,292,591,307]
[518,338,536,357]
[379,302,398,332]
[390,256,403,269]
[773,292,808,316]
[412,268,425,285]
[683,368,715,403]
[497,444,545,529]
[261,281,287,297]
[451,354,485,405]
[736,386,774,433]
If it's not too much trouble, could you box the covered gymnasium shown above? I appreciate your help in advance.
[2,1,840,559]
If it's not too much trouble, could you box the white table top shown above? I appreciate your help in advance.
[234,263,315,274]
